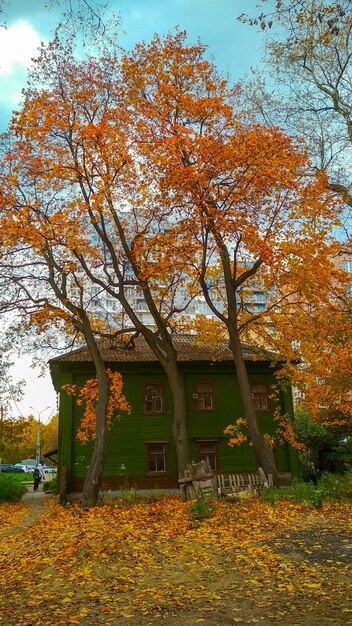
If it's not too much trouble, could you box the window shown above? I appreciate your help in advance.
[144,384,164,414]
[197,440,219,471]
[251,384,269,411]
[342,260,352,272]
[147,442,167,474]
[193,383,215,411]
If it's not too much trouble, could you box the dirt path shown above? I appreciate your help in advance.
[2,491,50,543]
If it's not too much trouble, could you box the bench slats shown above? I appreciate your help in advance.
[216,469,272,497]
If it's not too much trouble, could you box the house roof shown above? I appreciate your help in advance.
[49,334,277,365]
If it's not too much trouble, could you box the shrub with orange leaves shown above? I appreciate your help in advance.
[63,369,131,443]
[224,412,304,450]
[224,418,249,447]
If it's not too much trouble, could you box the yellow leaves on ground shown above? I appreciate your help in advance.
[0,496,351,625]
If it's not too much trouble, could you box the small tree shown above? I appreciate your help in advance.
[0,203,131,506]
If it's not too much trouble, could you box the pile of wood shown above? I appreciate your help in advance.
[216,468,273,499]
[179,460,272,501]
[178,459,217,500]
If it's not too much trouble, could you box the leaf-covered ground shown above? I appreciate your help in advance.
[0,495,351,625]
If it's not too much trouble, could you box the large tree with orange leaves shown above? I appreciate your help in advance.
[117,32,344,480]
[0,35,196,502]
[0,31,344,490]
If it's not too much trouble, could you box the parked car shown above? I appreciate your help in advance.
[14,464,33,473]
[42,464,57,474]
[0,464,25,473]
[0,464,14,473]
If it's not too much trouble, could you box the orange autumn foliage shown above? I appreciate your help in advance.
[0,28,349,463]
[63,369,131,443]
[1,496,352,624]
[118,33,348,426]
[224,412,305,450]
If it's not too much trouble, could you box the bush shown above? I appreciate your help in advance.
[286,480,321,506]
[260,481,321,507]
[189,496,217,523]
[318,470,352,500]
[319,440,352,474]
[42,476,58,493]
[0,474,27,502]
[260,486,287,506]
[260,470,352,507]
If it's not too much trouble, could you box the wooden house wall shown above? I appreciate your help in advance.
[57,361,294,492]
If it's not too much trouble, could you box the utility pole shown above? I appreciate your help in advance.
[30,406,50,464]
[36,420,41,465]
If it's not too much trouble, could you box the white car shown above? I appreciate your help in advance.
[42,464,57,474]
[14,464,33,474]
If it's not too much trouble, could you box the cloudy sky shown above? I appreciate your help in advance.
[0,0,265,130]
[2,0,265,417]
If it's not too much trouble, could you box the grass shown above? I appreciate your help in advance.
[0,472,32,483]
[260,469,352,507]
[0,474,27,501]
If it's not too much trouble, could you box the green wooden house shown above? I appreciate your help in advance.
[49,336,297,496]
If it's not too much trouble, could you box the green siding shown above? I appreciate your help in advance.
[275,444,290,472]
[57,359,295,487]
[58,373,74,477]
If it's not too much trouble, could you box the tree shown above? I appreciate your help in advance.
[118,31,344,483]
[237,1,352,421]
[1,31,343,491]
[1,0,119,37]
[239,1,352,220]
[0,35,195,501]
[0,412,58,463]
[0,339,24,419]
[0,119,132,506]
[41,413,59,458]
[0,416,27,463]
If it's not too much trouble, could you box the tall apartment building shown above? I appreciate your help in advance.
[331,244,352,297]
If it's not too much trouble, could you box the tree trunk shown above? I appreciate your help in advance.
[80,318,110,507]
[228,325,280,486]
[80,368,110,507]
[165,364,190,477]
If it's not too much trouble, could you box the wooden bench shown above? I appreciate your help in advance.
[216,468,273,498]
[179,461,273,501]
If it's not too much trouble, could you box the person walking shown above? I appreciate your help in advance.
[38,462,45,481]
[33,465,41,492]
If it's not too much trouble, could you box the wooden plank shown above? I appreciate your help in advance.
[216,469,270,497]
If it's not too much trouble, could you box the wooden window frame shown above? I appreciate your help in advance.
[251,383,269,412]
[193,382,216,412]
[143,383,165,415]
[196,438,220,472]
[146,441,168,475]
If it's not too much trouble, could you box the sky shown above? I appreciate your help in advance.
[1,0,265,418]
